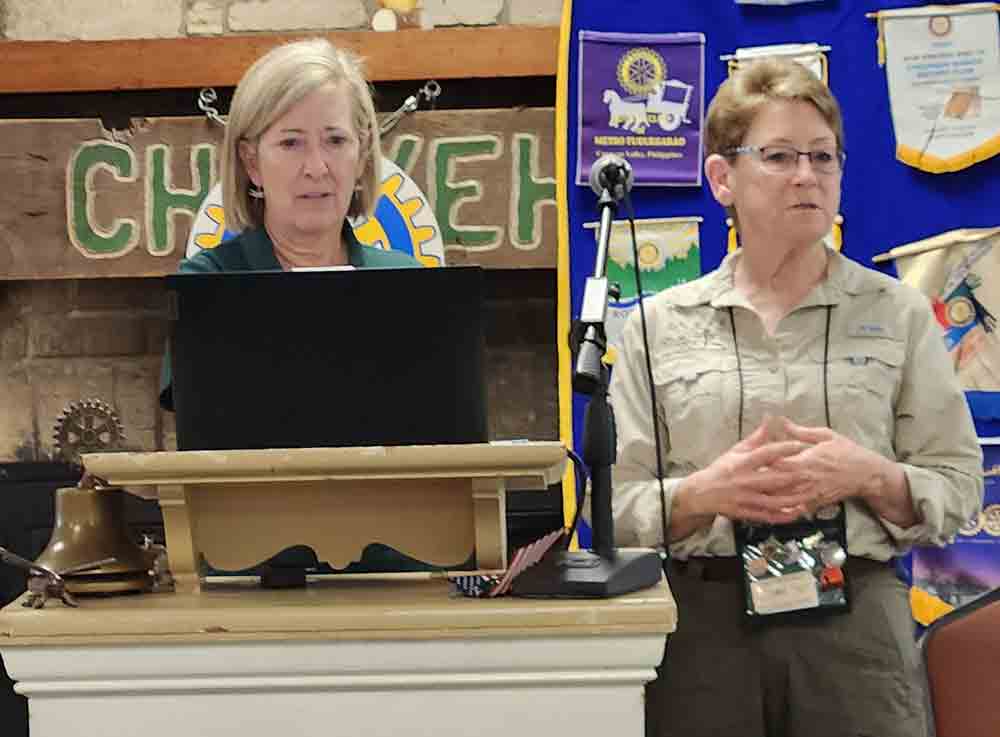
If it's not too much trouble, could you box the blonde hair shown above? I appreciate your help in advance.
[705,56,844,158]
[221,38,382,233]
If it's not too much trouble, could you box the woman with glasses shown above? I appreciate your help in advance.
[198,37,415,274]
[159,38,419,410]
[608,57,982,737]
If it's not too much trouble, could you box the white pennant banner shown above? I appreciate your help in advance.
[878,3,1000,173]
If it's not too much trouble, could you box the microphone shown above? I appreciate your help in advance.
[589,154,634,200]
[507,149,661,598]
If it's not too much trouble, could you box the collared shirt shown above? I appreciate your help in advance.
[606,247,984,560]
[178,225,421,272]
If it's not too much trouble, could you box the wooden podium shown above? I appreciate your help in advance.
[0,442,677,737]
[0,577,676,737]
[81,442,567,592]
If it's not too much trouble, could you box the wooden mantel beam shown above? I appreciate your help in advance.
[0,26,559,94]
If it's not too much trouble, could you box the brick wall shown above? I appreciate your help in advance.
[0,274,557,461]
[0,280,174,460]
[0,0,563,39]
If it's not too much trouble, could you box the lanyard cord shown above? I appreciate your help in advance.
[822,305,832,431]
[728,307,745,442]
[727,305,833,441]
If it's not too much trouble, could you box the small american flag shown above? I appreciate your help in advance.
[488,529,566,597]
[448,528,567,598]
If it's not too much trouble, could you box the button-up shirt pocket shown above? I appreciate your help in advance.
[817,336,905,447]
[652,349,738,466]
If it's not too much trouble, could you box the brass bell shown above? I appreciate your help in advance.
[35,487,153,594]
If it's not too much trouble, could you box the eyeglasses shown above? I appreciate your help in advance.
[725,144,846,175]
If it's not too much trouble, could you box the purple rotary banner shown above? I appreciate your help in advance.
[904,438,1000,628]
[576,31,705,187]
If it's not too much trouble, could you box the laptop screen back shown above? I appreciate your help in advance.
[166,266,488,451]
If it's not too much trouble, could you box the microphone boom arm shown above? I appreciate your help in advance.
[509,155,662,598]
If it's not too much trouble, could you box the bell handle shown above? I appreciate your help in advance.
[58,557,118,576]
[0,546,62,581]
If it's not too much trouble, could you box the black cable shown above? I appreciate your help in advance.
[730,303,836,546]
[564,447,590,549]
[728,307,745,442]
[622,192,670,561]
[823,305,832,429]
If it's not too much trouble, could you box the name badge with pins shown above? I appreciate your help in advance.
[737,511,850,620]
[736,416,851,620]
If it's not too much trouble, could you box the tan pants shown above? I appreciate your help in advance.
[647,558,928,737]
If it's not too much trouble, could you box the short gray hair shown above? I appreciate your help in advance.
[221,38,382,233]
[704,57,844,230]
[706,56,844,158]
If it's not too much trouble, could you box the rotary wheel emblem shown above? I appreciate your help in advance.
[617,48,667,97]
[983,504,1000,537]
[52,399,126,466]
[946,296,976,327]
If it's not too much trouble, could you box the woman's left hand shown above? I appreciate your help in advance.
[768,418,903,516]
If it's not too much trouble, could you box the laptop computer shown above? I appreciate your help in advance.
[166,266,488,452]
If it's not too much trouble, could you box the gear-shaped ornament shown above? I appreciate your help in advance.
[52,399,126,466]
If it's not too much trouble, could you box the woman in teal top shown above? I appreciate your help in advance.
[177,223,418,275]
[158,39,440,577]
[160,38,419,410]
[216,37,415,273]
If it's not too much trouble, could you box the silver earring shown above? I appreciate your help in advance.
[249,183,264,200]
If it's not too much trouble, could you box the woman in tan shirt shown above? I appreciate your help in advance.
[609,57,983,737]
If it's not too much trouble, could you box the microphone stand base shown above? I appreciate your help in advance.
[510,548,662,599]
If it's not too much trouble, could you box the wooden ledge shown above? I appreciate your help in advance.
[80,442,566,590]
[82,442,567,487]
[0,578,676,644]
[0,26,559,94]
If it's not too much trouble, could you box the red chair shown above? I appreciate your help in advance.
[921,586,1000,737]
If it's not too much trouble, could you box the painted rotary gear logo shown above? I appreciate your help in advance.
[617,47,667,97]
[351,159,442,266]
[186,156,445,267]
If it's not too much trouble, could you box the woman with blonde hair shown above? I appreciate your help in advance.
[186,37,416,272]
[160,38,417,409]
[608,57,982,736]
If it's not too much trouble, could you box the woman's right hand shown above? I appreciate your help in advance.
[673,422,813,536]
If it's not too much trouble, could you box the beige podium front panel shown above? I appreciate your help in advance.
[82,442,566,592]
[0,578,677,737]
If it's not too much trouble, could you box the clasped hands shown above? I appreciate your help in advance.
[685,416,889,526]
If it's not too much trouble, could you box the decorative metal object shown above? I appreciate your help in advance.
[197,87,227,127]
[379,80,441,135]
[196,79,442,136]
[52,398,126,467]
[0,545,114,609]
[35,486,153,595]
[34,400,155,597]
